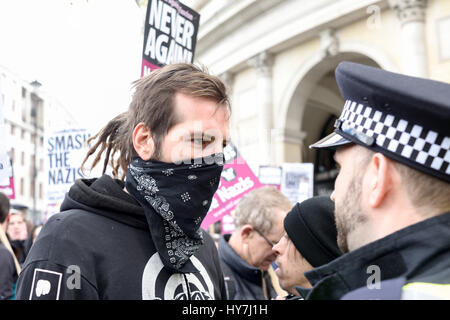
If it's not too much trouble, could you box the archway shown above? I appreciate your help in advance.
[280,51,384,196]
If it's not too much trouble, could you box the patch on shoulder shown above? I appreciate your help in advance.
[29,268,63,300]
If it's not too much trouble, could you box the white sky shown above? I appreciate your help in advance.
[0,0,144,133]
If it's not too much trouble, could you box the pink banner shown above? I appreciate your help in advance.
[201,144,263,230]
[141,59,161,77]
[0,176,15,199]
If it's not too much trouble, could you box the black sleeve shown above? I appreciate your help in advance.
[0,247,17,300]
[201,231,227,300]
[14,212,100,300]
[15,260,99,300]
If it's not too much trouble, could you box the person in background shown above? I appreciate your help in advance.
[6,210,28,241]
[23,224,44,259]
[6,210,29,264]
[218,186,291,300]
[273,196,342,299]
[0,192,18,300]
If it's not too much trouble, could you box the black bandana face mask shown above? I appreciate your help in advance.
[125,154,224,273]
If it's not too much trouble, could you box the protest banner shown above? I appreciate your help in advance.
[141,0,200,76]
[45,128,90,220]
[281,162,314,205]
[258,165,282,190]
[0,87,15,199]
[0,154,15,199]
[201,143,264,231]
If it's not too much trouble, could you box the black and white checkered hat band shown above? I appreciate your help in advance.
[339,100,450,177]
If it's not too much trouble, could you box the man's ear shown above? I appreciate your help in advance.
[133,123,154,161]
[240,224,254,243]
[367,153,393,208]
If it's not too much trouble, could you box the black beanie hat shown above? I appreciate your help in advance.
[283,196,342,268]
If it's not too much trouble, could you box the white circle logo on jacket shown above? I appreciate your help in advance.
[142,253,215,300]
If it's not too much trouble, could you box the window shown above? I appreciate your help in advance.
[21,151,25,166]
[40,158,44,171]
[20,178,24,196]
[10,148,14,162]
[10,124,15,135]
[39,183,43,199]
[21,129,25,139]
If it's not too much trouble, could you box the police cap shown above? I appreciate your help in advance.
[310,61,450,183]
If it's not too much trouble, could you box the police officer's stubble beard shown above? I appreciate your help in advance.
[335,170,369,254]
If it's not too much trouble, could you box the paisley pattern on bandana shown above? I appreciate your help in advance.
[126,155,223,273]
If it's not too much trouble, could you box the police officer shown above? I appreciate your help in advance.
[307,61,450,300]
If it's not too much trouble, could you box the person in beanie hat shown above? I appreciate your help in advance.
[307,61,450,300]
[273,196,342,299]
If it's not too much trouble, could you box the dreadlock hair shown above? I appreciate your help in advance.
[81,63,230,180]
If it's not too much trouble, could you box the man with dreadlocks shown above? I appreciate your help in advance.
[15,63,231,300]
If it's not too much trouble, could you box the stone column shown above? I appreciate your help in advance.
[271,128,306,165]
[389,0,428,77]
[248,51,274,166]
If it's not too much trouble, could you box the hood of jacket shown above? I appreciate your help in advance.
[60,175,148,230]
[304,212,450,300]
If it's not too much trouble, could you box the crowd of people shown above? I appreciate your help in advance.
[0,193,43,299]
[0,61,449,300]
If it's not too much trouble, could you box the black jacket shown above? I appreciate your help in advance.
[218,234,277,300]
[0,243,17,300]
[15,175,226,300]
[304,212,450,300]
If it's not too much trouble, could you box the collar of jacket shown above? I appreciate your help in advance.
[304,212,450,300]
[218,234,265,284]
[294,286,312,299]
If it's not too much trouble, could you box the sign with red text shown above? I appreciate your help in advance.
[141,0,200,76]
[201,143,264,230]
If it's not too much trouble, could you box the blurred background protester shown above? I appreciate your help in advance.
[273,196,343,300]
[0,192,19,300]
[6,209,32,265]
[22,224,43,259]
[218,186,291,300]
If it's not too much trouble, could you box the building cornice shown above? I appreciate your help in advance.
[195,0,389,75]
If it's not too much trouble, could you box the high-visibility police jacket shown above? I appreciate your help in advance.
[304,212,450,300]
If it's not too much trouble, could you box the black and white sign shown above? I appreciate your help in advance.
[141,0,200,76]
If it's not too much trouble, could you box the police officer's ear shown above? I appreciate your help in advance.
[367,153,395,208]
[133,123,155,161]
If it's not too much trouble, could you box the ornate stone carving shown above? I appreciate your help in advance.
[389,0,427,25]
[247,51,274,77]
[319,28,339,58]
